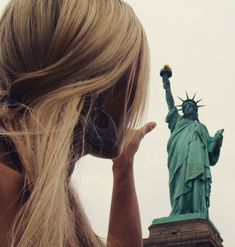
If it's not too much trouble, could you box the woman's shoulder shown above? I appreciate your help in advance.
[0,163,23,241]
[0,163,23,208]
[0,163,23,185]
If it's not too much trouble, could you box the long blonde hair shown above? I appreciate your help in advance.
[0,0,150,246]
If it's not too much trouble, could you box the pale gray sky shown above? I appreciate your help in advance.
[0,0,234,246]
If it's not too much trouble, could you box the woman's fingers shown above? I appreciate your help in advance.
[113,122,156,165]
[139,122,156,139]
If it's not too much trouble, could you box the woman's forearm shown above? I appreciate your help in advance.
[106,122,156,247]
[107,163,142,247]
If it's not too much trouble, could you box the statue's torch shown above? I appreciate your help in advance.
[160,65,172,89]
[160,65,172,79]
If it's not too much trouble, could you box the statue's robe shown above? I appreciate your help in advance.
[166,107,220,217]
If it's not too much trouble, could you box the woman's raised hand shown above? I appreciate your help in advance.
[112,122,156,175]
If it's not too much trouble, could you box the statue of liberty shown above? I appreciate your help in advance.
[160,65,224,218]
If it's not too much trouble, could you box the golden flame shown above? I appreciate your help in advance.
[164,64,172,71]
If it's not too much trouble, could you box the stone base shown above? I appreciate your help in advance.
[143,214,223,247]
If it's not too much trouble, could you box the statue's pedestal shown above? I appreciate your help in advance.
[143,213,223,247]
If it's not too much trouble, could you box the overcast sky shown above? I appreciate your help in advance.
[1,0,235,246]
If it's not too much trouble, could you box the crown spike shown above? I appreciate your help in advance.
[177,96,184,102]
[196,98,203,104]
[198,105,206,108]
[186,91,189,99]
[192,93,197,100]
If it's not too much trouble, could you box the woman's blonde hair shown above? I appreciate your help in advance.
[0,0,149,246]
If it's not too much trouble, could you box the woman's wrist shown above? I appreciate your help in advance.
[112,159,134,182]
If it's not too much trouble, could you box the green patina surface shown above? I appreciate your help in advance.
[160,66,224,217]
[152,213,219,233]
[152,212,207,224]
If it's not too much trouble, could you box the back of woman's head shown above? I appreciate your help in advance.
[0,0,149,246]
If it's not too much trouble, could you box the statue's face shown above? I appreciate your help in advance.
[183,102,197,119]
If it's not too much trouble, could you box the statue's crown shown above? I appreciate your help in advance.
[177,92,205,112]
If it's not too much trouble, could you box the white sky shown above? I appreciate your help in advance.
[1,0,235,246]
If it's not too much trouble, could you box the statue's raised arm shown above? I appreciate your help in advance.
[160,65,175,111]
